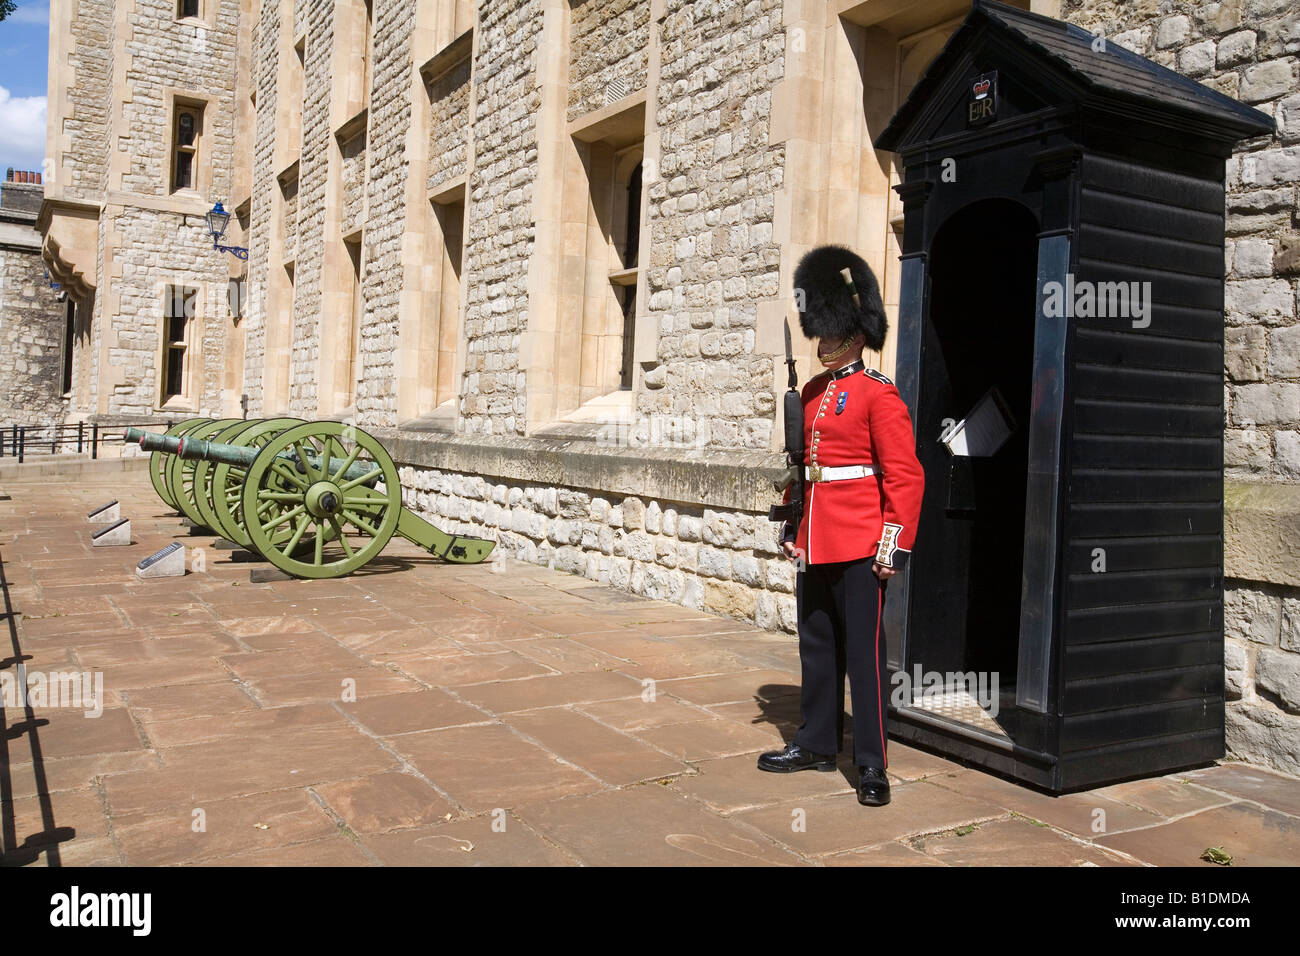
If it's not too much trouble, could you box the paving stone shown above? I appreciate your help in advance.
[506,707,690,785]
[629,718,785,762]
[453,671,644,713]
[216,615,319,636]
[515,785,807,866]
[880,744,967,782]
[245,668,424,707]
[362,814,577,866]
[29,707,145,759]
[734,782,1005,857]
[338,629,463,662]
[1089,777,1240,819]
[907,817,1137,866]
[313,772,457,832]
[2,788,109,855]
[202,835,375,866]
[658,669,802,705]
[220,642,368,680]
[1094,802,1300,867]
[42,835,123,867]
[75,633,241,666]
[510,637,632,673]
[928,769,1170,837]
[521,613,628,635]
[393,649,556,686]
[576,695,713,731]
[113,789,339,866]
[2,751,163,801]
[393,723,605,811]
[1177,763,1300,817]
[142,702,348,749]
[341,689,491,735]
[705,697,802,743]
[823,841,948,866]
[670,753,854,813]
[123,681,259,723]
[105,728,399,817]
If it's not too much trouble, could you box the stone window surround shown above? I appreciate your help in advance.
[574,129,645,404]
[164,88,220,201]
[427,184,467,416]
[158,283,199,411]
[331,0,375,131]
[173,0,219,30]
[523,91,651,433]
[61,297,76,397]
[401,25,476,427]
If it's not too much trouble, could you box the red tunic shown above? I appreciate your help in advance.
[781,363,925,567]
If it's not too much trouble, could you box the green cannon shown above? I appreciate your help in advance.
[126,419,495,579]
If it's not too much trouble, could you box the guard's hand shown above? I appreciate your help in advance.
[873,561,898,579]
[782,541,799,561]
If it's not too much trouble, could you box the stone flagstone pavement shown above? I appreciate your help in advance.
[0,460,1297,867]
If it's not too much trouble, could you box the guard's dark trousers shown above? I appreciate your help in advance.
[792,557,889,769]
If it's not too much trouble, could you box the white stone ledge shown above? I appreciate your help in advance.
[375,426,783,514]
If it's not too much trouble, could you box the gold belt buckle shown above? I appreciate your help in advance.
[809,465,823,482]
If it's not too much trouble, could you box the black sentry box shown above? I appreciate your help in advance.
[873,0,1273,793]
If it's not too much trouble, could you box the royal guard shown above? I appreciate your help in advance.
[758,244,925,807]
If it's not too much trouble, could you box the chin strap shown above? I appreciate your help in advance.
[819,337,854,365]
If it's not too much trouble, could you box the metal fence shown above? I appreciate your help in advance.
[0,422,174,464]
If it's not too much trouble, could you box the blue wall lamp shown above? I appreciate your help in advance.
[206,200,249,260]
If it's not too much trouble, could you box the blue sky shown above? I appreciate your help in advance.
[0,1,50,175]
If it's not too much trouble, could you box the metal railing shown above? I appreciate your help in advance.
[0,421,175,464]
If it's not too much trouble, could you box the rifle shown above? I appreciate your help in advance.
[767,318,805,541]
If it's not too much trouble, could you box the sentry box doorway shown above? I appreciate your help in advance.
[874,0,1272,793]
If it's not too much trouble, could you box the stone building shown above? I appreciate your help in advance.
[41,0,250,425]
[40,0,1300,773]
[0,170,69,427]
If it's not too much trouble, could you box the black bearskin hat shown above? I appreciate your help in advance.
[792,244,887,351]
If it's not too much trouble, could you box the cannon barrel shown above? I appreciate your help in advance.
[124,428,381,484]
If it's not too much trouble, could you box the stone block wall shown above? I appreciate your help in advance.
[61,0,113,201]
[340,133,367,232]
[1063,0,1300,773]
[37,0,245,422]
[398,463,800,630]
[567,0,651,120]
[241,0,283,410]
[427,57,472,194]
[353,0,416,424]
[287,0,334,417]
[0,247,69,427]
[104,206,232,416]
[642,0,785,451]
[282,176,299,261]
[457,0,543,436]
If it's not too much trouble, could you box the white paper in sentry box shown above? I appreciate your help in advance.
[940,386,1017,457]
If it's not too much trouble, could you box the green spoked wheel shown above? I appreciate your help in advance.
[242,421,401,579]
[192,419,266,536]
[149,418,206,510]
[209,417,304,547]
[165,418,241,528]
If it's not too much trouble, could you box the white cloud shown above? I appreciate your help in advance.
[8,3,51,27]
[0,85,47,175]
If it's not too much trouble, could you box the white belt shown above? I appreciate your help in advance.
[806,464,876,482]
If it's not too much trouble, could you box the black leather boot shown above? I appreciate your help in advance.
[757,742,837,773]
[856,766,891,806]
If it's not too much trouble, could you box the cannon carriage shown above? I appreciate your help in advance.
[126,419,495,579]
